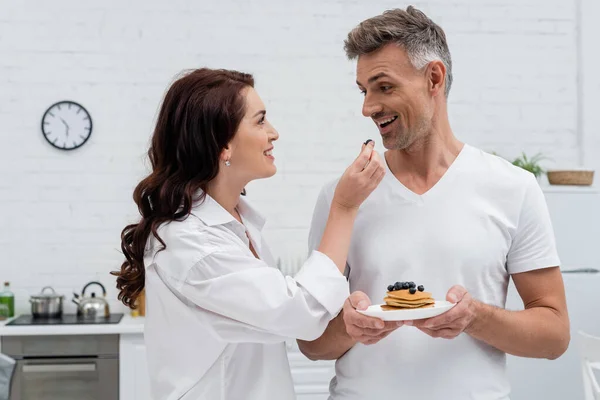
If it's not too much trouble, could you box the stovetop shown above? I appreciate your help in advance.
[6,313,124,326]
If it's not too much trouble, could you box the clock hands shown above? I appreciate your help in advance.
[60,117,70,137]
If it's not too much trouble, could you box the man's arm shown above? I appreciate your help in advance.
[457,174,569,359]
[467,266,569,359]
[298,309,354,361]
[298,291,403,360]
[413,266,570,360]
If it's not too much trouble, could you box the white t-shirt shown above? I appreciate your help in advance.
[308,144,560,400]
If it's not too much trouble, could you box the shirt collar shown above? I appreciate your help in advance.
[191,192,266,232]
[237,197,266,231]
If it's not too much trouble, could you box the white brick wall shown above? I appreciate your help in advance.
[0,0,593,315]
[581,0,600,171]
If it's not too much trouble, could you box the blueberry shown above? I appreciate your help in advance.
[409,287,417,294]
[402,282,410,289]
[417,285,425,292]
[393,283,401,291]
[387,285,394,291]
[395,281,402,287]
[408,282,416,288]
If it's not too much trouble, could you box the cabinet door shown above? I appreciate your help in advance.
[286,340,335,399]
[11,358,118,400]
[119,334,151,400]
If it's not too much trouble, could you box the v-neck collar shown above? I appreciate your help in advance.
[383,143,470,204]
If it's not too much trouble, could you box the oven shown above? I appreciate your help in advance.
[1,334,118,400]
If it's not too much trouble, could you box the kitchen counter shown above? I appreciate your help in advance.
[0,315,145,336]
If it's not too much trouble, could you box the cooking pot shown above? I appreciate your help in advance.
[30,286,64,318]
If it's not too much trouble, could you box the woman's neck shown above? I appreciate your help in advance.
[205,174,247,223]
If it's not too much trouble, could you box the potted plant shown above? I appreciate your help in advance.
[511,152,545,180]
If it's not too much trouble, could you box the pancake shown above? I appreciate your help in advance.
[383,283,435,310]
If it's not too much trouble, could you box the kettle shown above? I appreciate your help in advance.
[72,281,110,318]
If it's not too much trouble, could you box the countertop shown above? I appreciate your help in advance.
[0,314,145,336]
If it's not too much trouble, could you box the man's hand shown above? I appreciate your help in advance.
[411,285,476,339]
[344,291,403,345]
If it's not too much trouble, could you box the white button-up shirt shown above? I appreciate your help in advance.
[143,193,349,400]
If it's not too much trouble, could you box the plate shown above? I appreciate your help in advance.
[356,301,456,321]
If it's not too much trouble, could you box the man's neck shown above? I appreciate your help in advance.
[384,116,463,194]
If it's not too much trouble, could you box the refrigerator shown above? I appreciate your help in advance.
[506,185,600,400]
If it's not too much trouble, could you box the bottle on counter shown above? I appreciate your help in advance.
[0,281,15,318]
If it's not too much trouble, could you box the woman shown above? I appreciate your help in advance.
[112,68,385,400]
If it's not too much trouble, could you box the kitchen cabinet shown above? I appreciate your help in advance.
[120,333,151,400]
[2,334,119,400]
[0,315,146,400]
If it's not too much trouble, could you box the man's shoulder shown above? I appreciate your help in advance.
[466,144,536,186]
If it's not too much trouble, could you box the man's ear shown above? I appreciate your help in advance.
[427,60,446,97]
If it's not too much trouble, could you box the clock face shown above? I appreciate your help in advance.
[41,101,92,150]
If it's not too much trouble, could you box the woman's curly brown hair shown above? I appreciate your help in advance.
[111,68,254,308]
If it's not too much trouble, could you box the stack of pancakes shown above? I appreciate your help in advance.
[383,289,435,310]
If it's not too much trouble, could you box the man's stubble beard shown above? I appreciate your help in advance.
[387,115,431,151]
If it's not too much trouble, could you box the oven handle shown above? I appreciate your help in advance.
[22,363,96,373]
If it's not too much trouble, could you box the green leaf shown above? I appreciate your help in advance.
[511,152,546,178]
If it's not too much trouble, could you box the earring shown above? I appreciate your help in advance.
[225,160,231,167]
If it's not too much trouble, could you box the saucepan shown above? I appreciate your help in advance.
[29,286,64,318]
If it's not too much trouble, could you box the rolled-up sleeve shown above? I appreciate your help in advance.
[294,251,349,315]
[178,245,349,342]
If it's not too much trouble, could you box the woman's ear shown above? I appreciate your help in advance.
[220,145,232,164]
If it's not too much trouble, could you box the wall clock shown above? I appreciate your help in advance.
[41,101,93,150]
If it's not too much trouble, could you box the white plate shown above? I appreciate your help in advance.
[356,301,456,321]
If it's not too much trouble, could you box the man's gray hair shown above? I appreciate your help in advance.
[344,6,453,98]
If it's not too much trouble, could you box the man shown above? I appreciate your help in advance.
[298,6,570,400]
